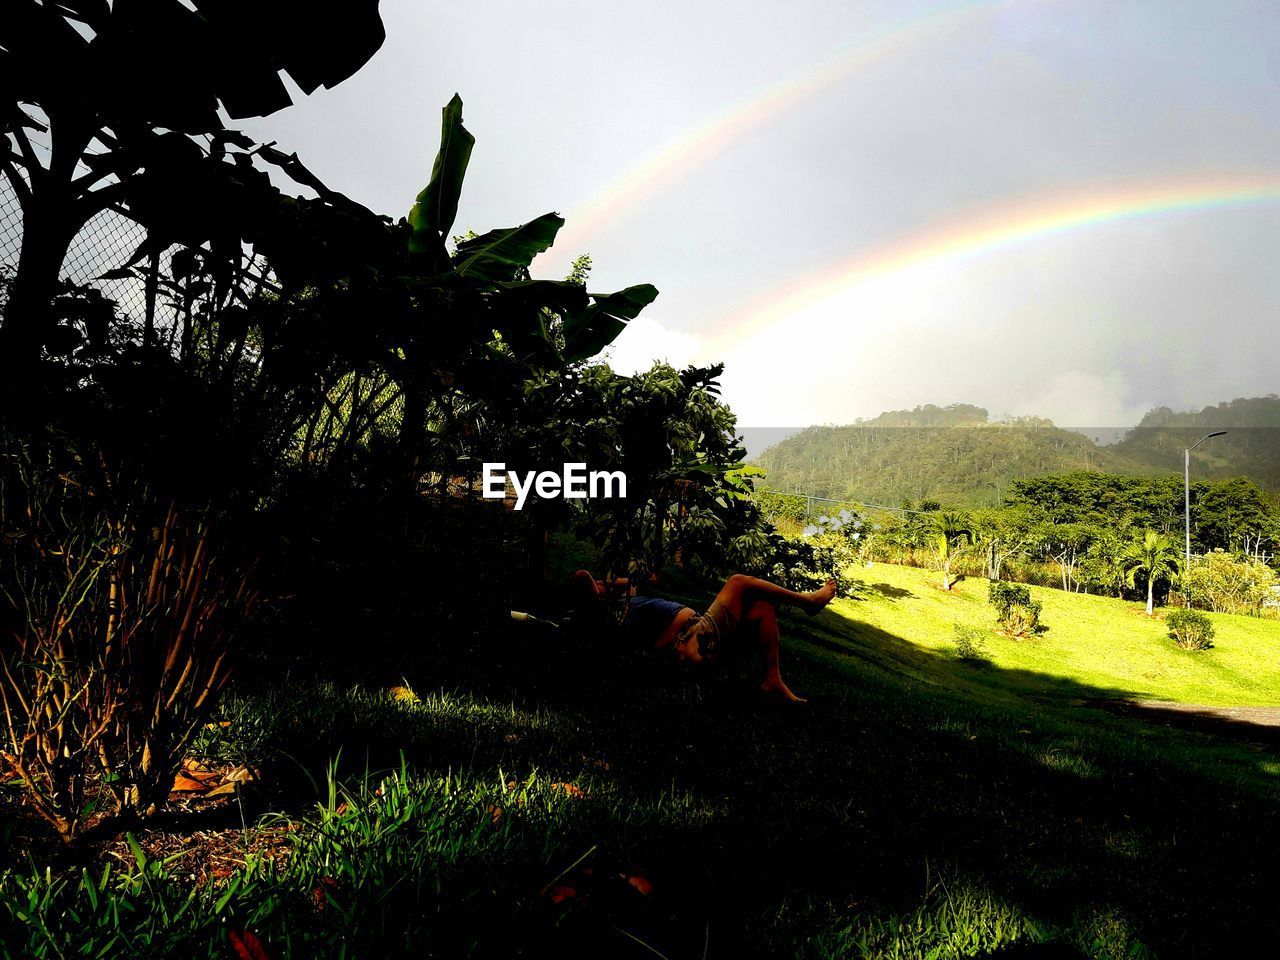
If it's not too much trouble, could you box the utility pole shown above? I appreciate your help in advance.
[1184,430,1228,601]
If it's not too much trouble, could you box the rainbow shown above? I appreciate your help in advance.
[544,0,1030,259]
[706,175,1280,347]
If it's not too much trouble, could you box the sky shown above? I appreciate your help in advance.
[236,0,1280,429]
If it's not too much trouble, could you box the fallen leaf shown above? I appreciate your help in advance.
[487,804,503,824]
[204,781,238,798]
[171,774,210,793]
[627,874,654,896]
[225,765,258,783]
[228,928,270,960]
[551,782,586,798]
[548,884,577,904]
[312,876,338,912]
[181,759,220,782]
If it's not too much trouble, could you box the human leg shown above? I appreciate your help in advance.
[742,599,806,703]
[710,573,836,623]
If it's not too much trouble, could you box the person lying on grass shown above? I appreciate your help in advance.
[566,570,837,703]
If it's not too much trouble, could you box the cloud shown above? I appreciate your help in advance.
[601,316,703,374]
[711,211,1280,428]
[227,2,1279,430]
[1011,369,1150,428]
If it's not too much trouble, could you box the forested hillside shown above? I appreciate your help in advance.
[1114,396,1280,488]
[753,405,1148,505]
[755,399,1280,506]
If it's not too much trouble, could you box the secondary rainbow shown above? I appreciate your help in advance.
[706,175,1280,348]
[545,0,1035,259]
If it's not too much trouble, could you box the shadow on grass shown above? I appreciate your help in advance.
[1095,698,1280,747]
[868,581,916,600]
[11,566,1276,959]
[177,592,1280,959]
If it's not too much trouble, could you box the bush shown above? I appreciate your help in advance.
[0,437,258,842]
[953,624,988,662]
[1184,550,1278,617]
[741,529,860,599]
[988,580,1042,637]
[1166,608,1215,651]
[988,579,1031,612]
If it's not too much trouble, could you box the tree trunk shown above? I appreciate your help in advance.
[0,197,78,369]
[1146,578,1154,616]
[398,378,427,479]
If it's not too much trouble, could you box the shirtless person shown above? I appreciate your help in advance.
[567,571,837,703]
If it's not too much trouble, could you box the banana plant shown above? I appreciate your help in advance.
[0,0,386,367]
[393,95,659,464]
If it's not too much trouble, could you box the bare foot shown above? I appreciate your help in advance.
[802,579,837,615]
[761,677,807,703]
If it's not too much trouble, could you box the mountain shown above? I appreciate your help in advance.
[753,398,1280,507]
[1112,396,1280,488]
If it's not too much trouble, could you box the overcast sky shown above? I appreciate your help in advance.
[238,0,1280,428]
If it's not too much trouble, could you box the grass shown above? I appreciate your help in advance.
[3,560,1280,958]
[846,562,1280,707]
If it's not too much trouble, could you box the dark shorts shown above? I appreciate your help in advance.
[674,599,739,663]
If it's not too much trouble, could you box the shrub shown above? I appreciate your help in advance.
[1166,608,1215,651]
[988,580,1042,637]
[953,624,988,662]
[717,503,866,599]
[988,579,1031,613]
[0,439,258,842]
[1184,550,1278,617]
[742,530,860,599]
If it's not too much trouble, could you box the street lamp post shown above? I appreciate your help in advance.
[1184,430,1228,600]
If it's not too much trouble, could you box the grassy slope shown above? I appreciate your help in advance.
[6,562,1280,958]
[840,563,1280,707]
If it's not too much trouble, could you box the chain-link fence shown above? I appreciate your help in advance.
[1,176,153,321]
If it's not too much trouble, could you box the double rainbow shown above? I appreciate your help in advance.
[707,175,1280,347]
[549,0,1024,257]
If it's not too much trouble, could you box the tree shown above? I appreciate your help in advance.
[1,0,386,365]
[1034,521,1098,592]
[929,510,973,590]
[0,84,666,841]
[1123,529,1182,615]
[1079,528,1129,597]
[1184,550,1279,616]
[1194,477,1278,558]
[497,360,743,579]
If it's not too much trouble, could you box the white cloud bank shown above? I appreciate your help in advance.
[601,316,703,375]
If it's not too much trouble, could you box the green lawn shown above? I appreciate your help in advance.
[833,562,1280,707]
[6,560,1280,958]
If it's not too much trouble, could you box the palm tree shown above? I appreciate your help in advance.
[929,511,973,591]
[1123,530,1182,615]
